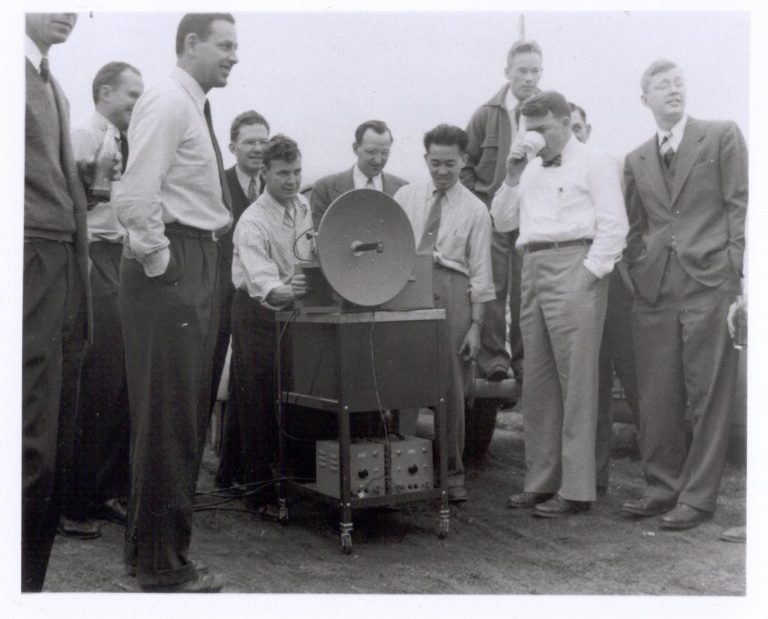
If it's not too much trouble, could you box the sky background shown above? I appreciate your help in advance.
[46,10,750,186]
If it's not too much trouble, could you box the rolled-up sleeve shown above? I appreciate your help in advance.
[232,218,286,309]
[583,152,629,278]
[490,181,521,233]
[112,92,183,276]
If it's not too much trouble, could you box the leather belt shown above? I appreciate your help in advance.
[524,238,593,254]
[165,222,216,242]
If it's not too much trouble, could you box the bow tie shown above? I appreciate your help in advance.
[541,155,562,168]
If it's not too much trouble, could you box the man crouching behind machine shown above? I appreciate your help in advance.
[229,135,312,517]
[394,124,495,503]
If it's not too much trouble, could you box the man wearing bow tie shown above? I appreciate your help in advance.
[491,91,628,518]
[620,60,747,531]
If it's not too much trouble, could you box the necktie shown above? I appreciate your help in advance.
[660,132,675,168]
[39,57,49,82]
[247,176,257,203]
[417,190,446,253]
[365,176,375,189]
[203,99,232,212]
[541,155,562,168]
[119,132,129,174]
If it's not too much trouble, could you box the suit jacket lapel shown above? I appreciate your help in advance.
[670,117,705,206]
[338,167,355,194]
[638,137,670,208]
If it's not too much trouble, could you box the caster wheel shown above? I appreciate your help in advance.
[341,533,353,554]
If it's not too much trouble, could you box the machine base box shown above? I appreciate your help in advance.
[381,436,434,494]
[315,440,386,499]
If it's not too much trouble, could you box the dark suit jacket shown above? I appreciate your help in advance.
[25,59,92,341]
[310,166,408,228]
[624,117,747,304]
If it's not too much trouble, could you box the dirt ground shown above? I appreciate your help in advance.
[41,406,748,599]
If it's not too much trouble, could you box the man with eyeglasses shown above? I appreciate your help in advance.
[310,119,408,228]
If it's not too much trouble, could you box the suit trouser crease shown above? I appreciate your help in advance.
[22,240,83,591]
[432,266,471,483]
[631,255,738,512]
[120,234,220,587]
[520,246,607,502]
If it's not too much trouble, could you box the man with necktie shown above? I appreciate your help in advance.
[310,120,408,228]
[213,110,270,491]
[112,13,237,592]
[461,39,544,384]
[492,91,628,517]
[394,124,495,503]
[23,11,90,592]
[59,61,144,541]
[620,60,747,530]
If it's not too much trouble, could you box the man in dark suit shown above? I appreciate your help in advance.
[310,120,408,228]
[23,12,91,591]
[620,60,747,530]
[213,110,270,490]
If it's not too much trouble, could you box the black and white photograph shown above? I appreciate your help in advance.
[3,0,765,616]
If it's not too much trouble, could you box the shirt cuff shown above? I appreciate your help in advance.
[582,255,613,280]
[143,247,170,278]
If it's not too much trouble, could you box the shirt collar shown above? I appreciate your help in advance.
[93,111,118,135]
[235,165,260,192]
[429,180,462,203]
[353,164,382,189]
[171,66,208,114]
[657,114,688,150]
[264,189,307,223]
[25,35,44,74]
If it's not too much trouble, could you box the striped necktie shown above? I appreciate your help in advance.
[417,189,446,253]
[247,176,257,203]
[660,132,675,168]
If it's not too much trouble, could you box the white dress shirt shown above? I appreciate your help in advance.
[231,190,315,310]
[72,112,125,243]
[352,164,383,191]
[112,67,232,276]
[393,180,495,304]
[234,165,261,202]
[491,137,628,278]
[657,113,688,151]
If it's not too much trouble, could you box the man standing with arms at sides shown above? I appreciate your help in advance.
[462,40,543,384]
[213,110,270,491]
[394,124,495,503]
[230,135,312,515]
[23,11,89,592]
[568,101,640,496]
[310,120,408,228]
[492,91,628,517]
[58,62,144,540]
[620,60,747,530]
[112,13,237,592]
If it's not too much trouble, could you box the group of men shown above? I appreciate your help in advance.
[22,11,746,594]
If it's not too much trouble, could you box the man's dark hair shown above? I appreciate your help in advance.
[641,59,679,93]
[507,39,543,65]
[92,61,141,104]
[522,91,571,120]
[354,120,392,145]
[263,134,301,169]
[176,13,235,56]
[230,110,270,142]
[569,102,588,124]
[423,124,468,153]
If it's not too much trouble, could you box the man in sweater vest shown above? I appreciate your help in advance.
[23,12,91,592]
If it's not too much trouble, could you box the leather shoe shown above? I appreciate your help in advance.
[659,503,712,530]
[486,367,509,382]
[620,496,676,518]
[58,516,102,540]
[447,486,468,503]
[97,497,127,525]
[720,525,746,543]
[141,568,223,593]
[534,494,590,518]
[506,491,554,509]
[126,559,208,578]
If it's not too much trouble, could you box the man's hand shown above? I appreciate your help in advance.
[727,295,746,340]
[504,145,528,186]
[290,274,308,298]
[265,274,310,307]
[76,157,96,187]
[111,152,123,181]
[458,323,482,362]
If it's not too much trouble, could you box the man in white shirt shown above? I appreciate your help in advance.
[492,91,628,517]
[311,120,408,228]
[394,124,495,503]
[230,135,311,513]
[112,12,238,593]
[61,62,143,539]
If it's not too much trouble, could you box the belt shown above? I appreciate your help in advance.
[165,222,217,241]
[524,238,592,254]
